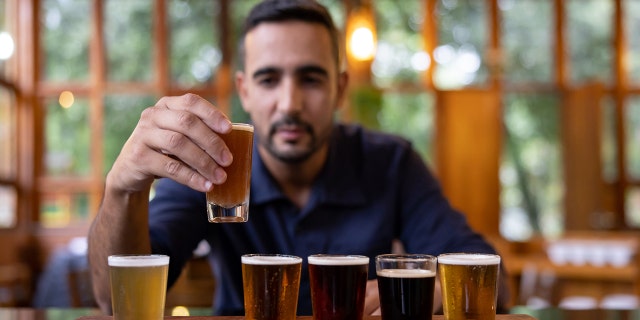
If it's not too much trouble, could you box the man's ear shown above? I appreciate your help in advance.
[335,71,349,110]
[235,70,250,113]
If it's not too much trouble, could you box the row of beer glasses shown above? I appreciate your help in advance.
[240,252,501,320]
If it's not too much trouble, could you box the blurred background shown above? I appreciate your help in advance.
[1,0,640,313]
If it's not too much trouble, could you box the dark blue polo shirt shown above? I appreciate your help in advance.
[148,123,497,315]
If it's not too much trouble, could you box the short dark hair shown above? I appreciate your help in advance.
[237,0,341,70]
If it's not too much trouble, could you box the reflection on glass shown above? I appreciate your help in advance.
[626,0,640,85]
[500,94,562,240]
[41,0,90,81]
[45,97,90,176]
[625,96,640,179]
[169,0,219,86]
[500,0,552,84]
[40,192,89,228]
[103,95,157,176]
[0,185,16,228]
[435,0,488,89]
[0,87,15,179]
[105,0,152,82]
[566,0,613,85]
[378,92,434,163]
[372,0,424,88]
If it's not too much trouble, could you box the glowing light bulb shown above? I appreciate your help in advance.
[59,91,75,109]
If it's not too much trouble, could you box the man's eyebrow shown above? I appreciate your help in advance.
[252,67,281,79]
[296,65,329,77]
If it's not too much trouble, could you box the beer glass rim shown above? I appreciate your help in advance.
[231,123,254,131]
[437,252,501,265]
[242,253,302,265]
[108,254,170,267]
[375,254,436,262]
[308,254,370,265]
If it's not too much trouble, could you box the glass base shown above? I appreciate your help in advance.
[207,202,249,223]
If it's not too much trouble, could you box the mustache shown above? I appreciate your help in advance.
[269,116,313,136]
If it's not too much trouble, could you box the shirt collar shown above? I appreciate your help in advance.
[250,124,367,207]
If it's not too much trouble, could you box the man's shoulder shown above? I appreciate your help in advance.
[336,123,413,152]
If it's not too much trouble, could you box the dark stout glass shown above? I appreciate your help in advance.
[308,255,369,320]
[377,269,436,320]
[242,254,302,320]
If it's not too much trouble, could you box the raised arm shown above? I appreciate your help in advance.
[87,94,232,313]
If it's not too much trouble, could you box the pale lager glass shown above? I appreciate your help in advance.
[242,254,302,320]
[108,255,169,320]
[438,253,501,320]
[206,123,254,222]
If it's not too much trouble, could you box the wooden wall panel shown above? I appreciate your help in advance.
[435,90,502,236]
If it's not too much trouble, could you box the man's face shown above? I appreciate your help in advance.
[236,21,347,164]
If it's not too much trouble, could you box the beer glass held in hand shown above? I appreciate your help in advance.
[108,255,169,320]
[242,254,302,320]
[206,123,254,223]
[376,254,437,320]
[438,253,501,320]
[308,254,369,320]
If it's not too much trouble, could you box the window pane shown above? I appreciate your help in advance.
[317,0,345,29]
[625,188,640,227]
[41,0,90,82]
[435,0,488,89]
[626,96,640,179]
[372,0,425,88]
[169,0,220,86]
[0,185,16,228]
[500,0,553,84]
[105,0,153,82]
[45,97,91,176]
[103,95,157,176]
[500,94,562,240]
[40,192,89,228]
[626,0,640,85]
[231,0,261,68]
[0,86,15,179]
[378,92,434,163]
[601,96,617,181]
[566,0,613,85]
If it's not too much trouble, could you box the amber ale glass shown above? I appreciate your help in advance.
[108,255,169,320]
[308,254,369,320]
[206,123,254,222]
[438,253,501,320]
[376,254,436,320]
[242,254,302,320]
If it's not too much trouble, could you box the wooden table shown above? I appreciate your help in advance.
[77,316,536,320]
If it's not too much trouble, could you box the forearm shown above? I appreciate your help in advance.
[88,184,152,314]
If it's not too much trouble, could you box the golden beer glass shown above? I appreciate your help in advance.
[108,254,169,320]
[242,254,302,320]
[437,253,501,320]
[206,123,254,222]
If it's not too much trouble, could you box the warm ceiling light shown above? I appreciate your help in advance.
[59,91,75,109]
[0,32,14,60]
[346,5,377,62]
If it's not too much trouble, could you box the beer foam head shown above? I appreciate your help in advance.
[308,255,369,266]
[377,268,436,278]
[437,253,500,265]
[232,123,254,132]
[108,255,170,267]
[242,254,302,265]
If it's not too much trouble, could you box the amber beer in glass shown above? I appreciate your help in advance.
[308,254,369,320]
[242,254,302,320]
[438,253,501,320]
[206,123,254,222]
[376,254,437,320]
[108,255,169,320]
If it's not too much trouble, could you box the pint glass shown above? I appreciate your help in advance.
[308,254,369,320]
[108,255,169,320]
[242,254,302,320]
[376,254,437,320]
[206,123,254,223]
[438,253,501,320]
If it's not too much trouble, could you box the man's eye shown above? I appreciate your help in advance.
[301,76,323,86]
[257,77,277,87]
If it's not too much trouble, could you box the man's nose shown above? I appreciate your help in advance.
[277,79,303,114]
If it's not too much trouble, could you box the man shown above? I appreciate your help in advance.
[88,0,509,316]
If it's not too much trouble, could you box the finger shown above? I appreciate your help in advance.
[371,307,381,315]
[141,106,233,168]
[156,93,232,134]
[364,279,380,315]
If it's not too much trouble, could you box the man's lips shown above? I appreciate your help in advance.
[275,126,305,141]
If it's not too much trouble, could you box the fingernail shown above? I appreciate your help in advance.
[219,119,232,131]
[204,180,213,191]
[214,168,227,184]
[221,150,233,166]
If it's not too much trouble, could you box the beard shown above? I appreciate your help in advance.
[262,115,319,164]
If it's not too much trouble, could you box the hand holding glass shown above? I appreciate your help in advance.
[206,123,254,222]
[108,255,169,320]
